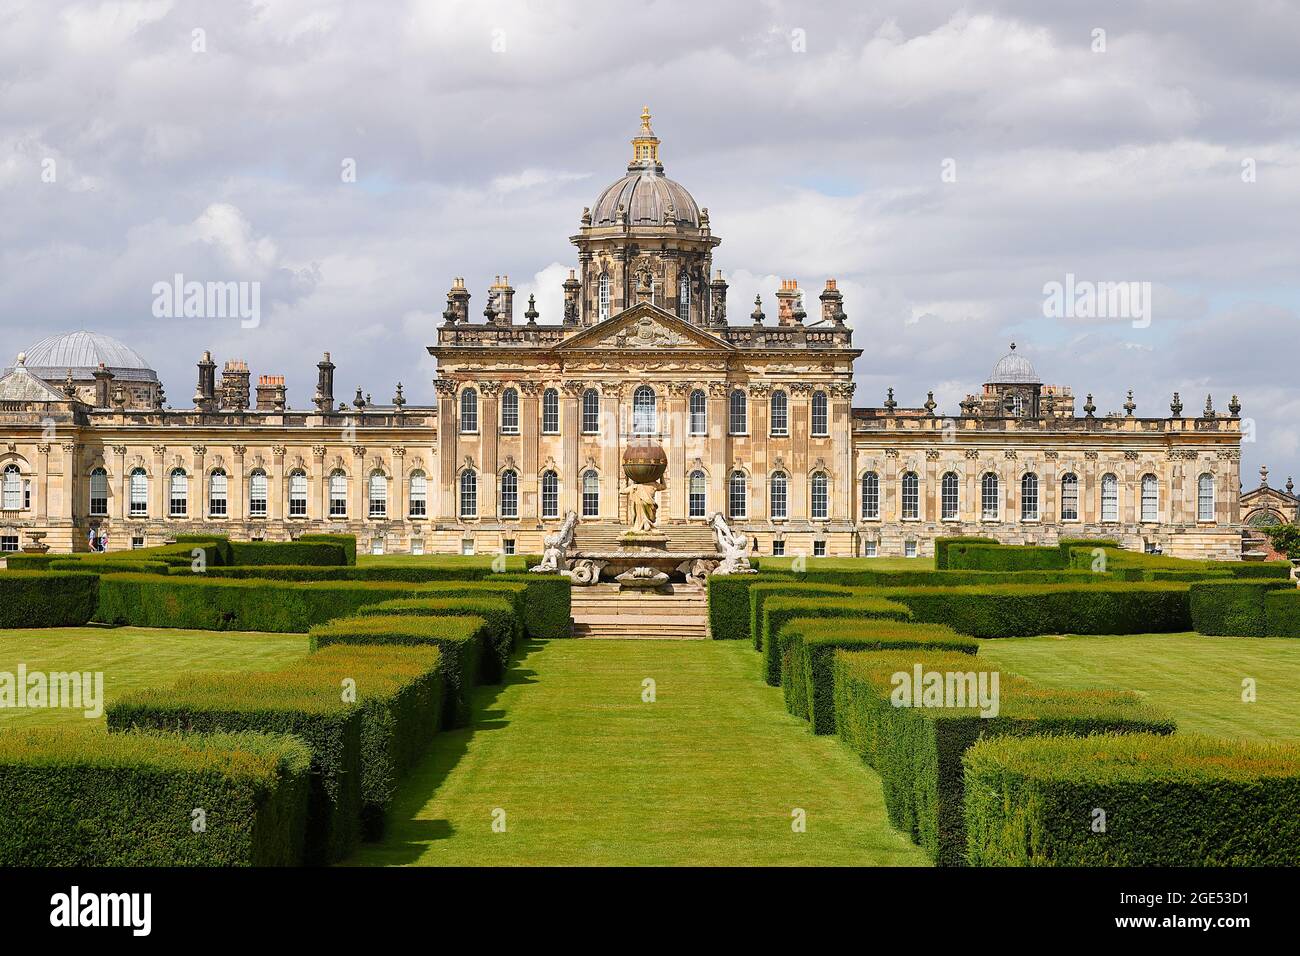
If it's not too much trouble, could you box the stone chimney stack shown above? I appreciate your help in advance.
[447,277,471,324]
[775,279,800,327]
[194,351,217,412]
[709,270,728,327]
[92,363,114,408]
[490,275,514,326]
[819,279,845,324]
[256,375,287,411]
[221,359,251,410]
[314,352,335,412]
[562,269,581,326]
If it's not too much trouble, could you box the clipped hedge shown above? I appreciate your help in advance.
[494,573,571,639]
[296,533,357,566]
[778,618,977,733]
[964,733,1300,866]
[832,648,1174,865]
[1189,579,1295,636]
[934,537,998,571]
[294,644,443,838]
[707,573,795,641]
[748,581,854,650]
[309,614,487,728]
[359,596,516,681]
[882,582,1192,638]
[48,559,171,576]
[1265,588,1300,638]
[0,727,311,866]
[759,594,912,686]
[945,544,1067,572]
[108,673,365,864]
[231,541,347,567]
[173,534,234,566]
[0,571,100,628]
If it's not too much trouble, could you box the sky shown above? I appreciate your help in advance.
[2,0,1297,489]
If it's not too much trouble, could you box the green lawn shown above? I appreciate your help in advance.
[0,627,307,728]
[979,633,1300,740]
[347,638,928,866]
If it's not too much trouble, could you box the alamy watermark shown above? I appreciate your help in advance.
[1043,272,1151,329]
[152,273,261,328]
[0,665,104,718]
[890,663,1000,717]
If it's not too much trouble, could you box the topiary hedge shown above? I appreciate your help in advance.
[881,582,1192,638]
[1265,588,1300,638]
[0,571,100,628]
[0,727,311,866]
[173,534,234,566]
[48,559,171,575]
[777,619,977,734]
[758,593,912,686]
[748,581,855,651]
[494,573,571,639]
[706,573,795,641]
[309,614,487,728]
[295,533,357,566]
[934,537,998,570]
[964,733,1300,865]
[1189,579,1296,636]
[945,544,1067,572]
[831,648,1174,865]
[108,674,365,865]
[230,541,347,567]
[358,596,516,681]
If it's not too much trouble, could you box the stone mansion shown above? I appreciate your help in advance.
[0,110,1245,561]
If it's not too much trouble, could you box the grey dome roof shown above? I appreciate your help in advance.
[15,330,158,383]
[988,343,1040,385]
[592,166,700,227]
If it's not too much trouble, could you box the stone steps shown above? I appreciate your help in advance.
[570,582,709,640]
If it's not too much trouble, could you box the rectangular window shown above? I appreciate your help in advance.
[371,538,384,555]
[130,472,147,516]
[461,538,475,556]
[813,540,827,558]
[864,540,878,558]
[541,477,559,520]
[169,474,187,517]
[411,538,424,556]
[409,474,427,518]
[503,539,516,556]
[901,475,919,520]
[0,534,17,553]
[1141,479,1158,522]
[905,539,918,558]
[23,480,31,511]
[1060,477,1079,521]
[861,474,879,520]
[131,535,145,549]
[941,476,959,520]
[249,473,267,517]
[1102,477,1119,522]
[772,540,785,557]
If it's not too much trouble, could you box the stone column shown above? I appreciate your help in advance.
[111,445,127,520]
[479,383,500,519]
[62,443,79,525]
[36,444,50,521]
[231,446,247,522]
[436,380,458,521]
[832,382,854,523]
[562,381,583,515]
[708,383,727,516]
[392,447,407,522]
[151,445,166,518]
[520,384,540,519]
[600,383,622,520]
[191,445,206,521]
[271,445,286,522]
[668,383,689,520]
[750,383,771,520]
[790,384,810,520]
[312,446,326,521]
[351,446,367,520]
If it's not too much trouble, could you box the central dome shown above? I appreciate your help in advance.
[17,330,158,383]
[590,107,701,228]
[988,342,1040,385]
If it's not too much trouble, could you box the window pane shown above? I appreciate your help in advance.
[981,473,999,520]
[90,468,108,516]
[770,473,787,519]
[460,472,477,517]
[1102,474,1118,522]
[1061,473,1078,521]
[811,472,828,519]
[369,472,386,517]
[770,392,788,436]
[541,471,559,519]
[249,470,267,516]
[1020,473,1038,520]
[500,470,518,518]
[633,386,657,435]
[689,390,707,435]
[729,472,747,519]
[811,391,828,436]
[169,470,187,516]
[543,389,559,433]
[901,472,919,519]
[582,389,600,434]
[501,388,519,433]
[861,472,879,520]
[688,470,706,519]
[130,469,148,515]
[460,389,478,432]
[1141,474,1158,522]
[729,390,747,434]
[942,472,959,520]
[582,471,599,517]
[329,472,347,516]
[1198,474,1215,521]
[209,471,227,517]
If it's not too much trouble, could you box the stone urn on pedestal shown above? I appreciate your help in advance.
[620,437,669,552]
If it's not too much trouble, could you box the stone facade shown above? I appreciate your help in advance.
[0,110,1245,561]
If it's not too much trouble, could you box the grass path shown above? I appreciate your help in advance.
[980,632,1300,741]
[348,638,928,866]
[0,627,307,729]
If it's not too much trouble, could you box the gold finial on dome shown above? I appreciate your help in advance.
[631,106,660,167]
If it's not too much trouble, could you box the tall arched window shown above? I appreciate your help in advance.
[459,471,477,518]
[129,468,148,516]
[329,470,347,517]
[598,274,611,320]
[1060,473,1079,521]
[408,471,427,517]
[981,472,999,520]
[678,274,690,320]
[941,471,959,520]
[1101,473,1119,522]
[901,471,919,519]
[169,468,187,517]
[1020,472,1039,520]
[811,391,829,436]
[209,469,228,517]
[581,470,599,518]
[810,471,829,520]
[688,470,706,519]
[89,467,108,516]
[1141,474,1159,522]
[728,389,747,435]
[728,471,748,519]
[770,391,789,436]
[499,469,519,519]
[459,388,478,433]
[368,471,387,518]
[689,389,707,435]
[1198,473,1215,522]
[500,387,519,434]
[582,388,600,434]
[632,385,657,435]
[289,470,307,517]
[248,469,268,517]
[861,472,879,520]
[2,464,22,510]
[542,388,559,434]
[541,470,559,519]
[770,471,788,520]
